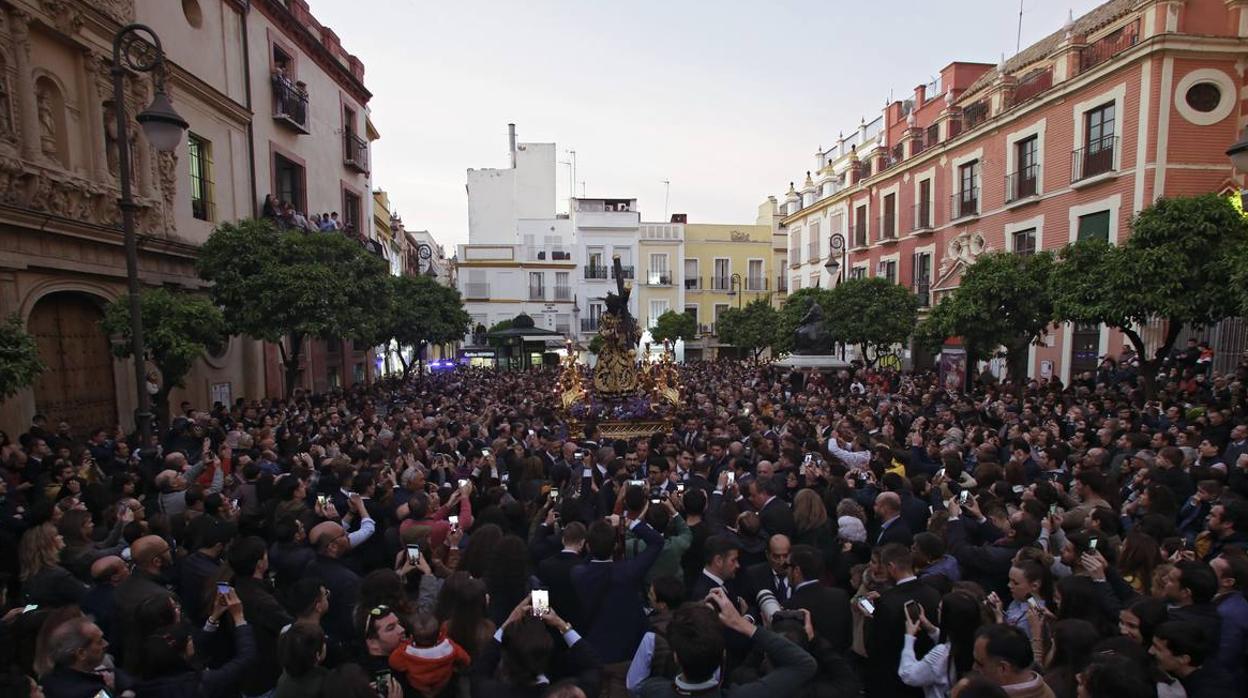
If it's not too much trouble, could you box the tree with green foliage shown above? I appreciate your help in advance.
[101,289,226,429]
[380,274,471,378]
[773,287,835,355]
[914,251,1055,385]
[1050,194,1248,394]
[197,219,390,396]
[716,297,779,361]
[824,277,918,367]
[0,314,45,401]
[650,310,697,345]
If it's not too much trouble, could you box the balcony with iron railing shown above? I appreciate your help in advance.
[710,276,731,291]
[343,131,369,172]
[612,265,634,280]
[528,287,546,301]
[745,277,768,291]
[554,286,572,301]
[698,322,715,336]
[776,276,788,293]
[912,200,935,233]
[465,282,490,299]
[272,77,310,133]
[914,279,931,308]
[581,317,601,332]
[1006,164,1040,203]
[877,213,898,242]
[852,219,869,248]
[1010,68,1053,107]
[1072,136,1117,182]
[584,265,608,280]
[1080,20,1139,73]
[963,100,989,130]
[925,123,940,149]
[684,276,702,290]
[646,270,672,286]
[950,187,980,221]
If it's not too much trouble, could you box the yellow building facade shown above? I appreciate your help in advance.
[682,222,775,360]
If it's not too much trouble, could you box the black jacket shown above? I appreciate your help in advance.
[571,522,665,663]
[785,582,851,654]
[537,550,586,628]
[946,517,1020,600]
[132,624,256,698]
[234,576,293,695]
[864,578,941,698]
[759,498,796,539]
[469,628,602,698]
[310,554,362,641]
[873,517,914,548]
[637,628,817,698]
[41,665,119,698]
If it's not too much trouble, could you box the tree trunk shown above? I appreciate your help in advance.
[1006,341,1030,398]
[397,348,412,381]
[279,333,305,398]
[1122,320,1182,400]
[153,385,173,439]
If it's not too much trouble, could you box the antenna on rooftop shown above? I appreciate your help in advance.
[1016,0,1024,54]
[662,180,670,221]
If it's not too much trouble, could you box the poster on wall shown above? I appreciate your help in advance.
[1040,360,1053,379]
[939,348,968,393]
[210,382,232,407]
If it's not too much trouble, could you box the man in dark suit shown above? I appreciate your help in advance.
[571,512,664,697]
[688,535,743,603]
[750,476,796,539]
[742,534,791,604]
[785,544,851,653]
[864,543,941,698]
[873,491,914,547]
[537,521,587,628]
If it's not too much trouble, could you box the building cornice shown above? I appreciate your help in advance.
[779,31,1242,227]
[251,0,372,105]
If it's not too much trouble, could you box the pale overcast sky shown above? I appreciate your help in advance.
[309,0,1104,247]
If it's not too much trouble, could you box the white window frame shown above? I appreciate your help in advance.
[713,257,731,290]
[912,166,935,229]
[876,251,900,284]
[1067,194,1122,246]
[1004,214,1046,253]
[1072,82,1127,173]
[878,182,900,242]
[949,147,984,202]
[746,258,766,290]
[649,299,669,328]
[1004,118,1047,199]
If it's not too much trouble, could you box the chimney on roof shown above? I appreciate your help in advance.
[508,123,517,168]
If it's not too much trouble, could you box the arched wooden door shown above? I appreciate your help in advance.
[28,292,118,432]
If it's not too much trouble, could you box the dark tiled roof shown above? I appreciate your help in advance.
[963,0,1140,97]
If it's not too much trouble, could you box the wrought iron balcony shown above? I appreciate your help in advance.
[1072,136,1117,182]
[912,200,935,232]
[950,188,979,221]
[272,77,310,133]
[343,131,369,172]
[1006,164,1040,202]
[584,265,608,280]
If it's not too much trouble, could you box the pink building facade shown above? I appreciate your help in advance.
[780,0,1248,383]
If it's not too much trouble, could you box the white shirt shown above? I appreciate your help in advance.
[826,436,871,470]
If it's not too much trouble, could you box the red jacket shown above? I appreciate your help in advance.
[388,628,471,696]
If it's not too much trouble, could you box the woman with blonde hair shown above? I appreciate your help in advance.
[19,522,88,607]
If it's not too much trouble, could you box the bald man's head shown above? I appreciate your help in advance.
[874,491,901,517]
[90,555,129,584]
[309,521,349,557]
[131,535,172,572]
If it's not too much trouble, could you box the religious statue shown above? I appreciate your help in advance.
[0,58,13,139]
[103,105,119,177]
[592,256,642,395]
[793,297,834,355]
[36,84,57,159]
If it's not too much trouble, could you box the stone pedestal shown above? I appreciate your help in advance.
[774,354,851,370]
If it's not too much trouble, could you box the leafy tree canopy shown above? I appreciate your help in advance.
[716,298,779,360]
[650,310,697,345]
[824,277,918,366]
[0,314,45,401]
[774,287,834,355]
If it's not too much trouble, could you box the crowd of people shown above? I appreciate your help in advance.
[261,194,356,237]
[0,352,1245,698]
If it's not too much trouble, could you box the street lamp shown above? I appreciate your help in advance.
[725,272,744,308]
[1228,128,1248,208]
[415,242,436,278]
[112,24,188,445]
[826,233,847,359]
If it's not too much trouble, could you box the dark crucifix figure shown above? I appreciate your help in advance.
[600,256,640,348]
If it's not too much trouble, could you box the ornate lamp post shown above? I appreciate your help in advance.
[112,24,188,445]
[825,233,847,359]
[726,272,744,309]
[415,242,436,277]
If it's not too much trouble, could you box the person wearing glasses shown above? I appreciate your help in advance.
[360,605,409,696]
